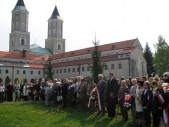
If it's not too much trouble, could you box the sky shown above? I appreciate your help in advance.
[0,0,169,52]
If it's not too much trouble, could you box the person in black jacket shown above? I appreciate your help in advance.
[142,81,153,127]
[105,72,119,118]
[33,80,40,101]
[151,80,164,127]
[62,78,69,108]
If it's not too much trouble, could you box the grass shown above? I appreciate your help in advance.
[0,101,132,127]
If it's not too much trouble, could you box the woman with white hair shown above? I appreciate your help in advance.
[97,74,106,116]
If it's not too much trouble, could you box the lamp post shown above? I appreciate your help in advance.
[78,64,81,76]
[128,58,131,77]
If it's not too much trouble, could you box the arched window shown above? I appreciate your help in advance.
[58,44,61,50]
[21,39,25,45]
[11,41,14,46]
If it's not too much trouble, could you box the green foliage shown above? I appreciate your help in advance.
[5,76,10,86]
[90,40,104,83]
[0,101,132,127]
[154,35,169,76]
[143,42,155,77]
[46,60,53,80]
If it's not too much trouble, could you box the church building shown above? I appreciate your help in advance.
[0,0,147,84]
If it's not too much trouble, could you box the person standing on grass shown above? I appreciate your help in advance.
[152,80,165,127]
[141,81,153,127]
[105,72,119,118]
[79,78,88,110]
[118,80,130,122]
[134,80,144,127]
[129,78,137,125]
[97,74,106,116]
[45,81,53,106]
[0,79,5,103]
[62,78,69,108]
[6,79,14,102]
[14,80,20,102]
[23,79,29,101]
[33,80,40,101]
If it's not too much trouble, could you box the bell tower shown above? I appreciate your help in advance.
[9,0,30,52]
[45,6,65,54]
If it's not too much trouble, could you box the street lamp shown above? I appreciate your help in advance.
[78,64,81,76]
[128,58,131,77]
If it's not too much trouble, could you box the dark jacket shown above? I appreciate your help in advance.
[105,78,119,103]
[141,89,153,109]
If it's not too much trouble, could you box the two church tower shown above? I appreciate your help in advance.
[9,0,65,54]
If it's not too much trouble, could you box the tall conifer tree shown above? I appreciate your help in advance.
[143,42,155,77]
[90,37,104,83]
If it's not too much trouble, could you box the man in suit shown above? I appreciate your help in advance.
[105,72,119,118]
[97,74,106,116]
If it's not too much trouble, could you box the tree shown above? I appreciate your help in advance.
[46,59,53,80]
[5,76,11,86]
[90,39,104,83]
[154,35,169,76]
[143,42,155,77]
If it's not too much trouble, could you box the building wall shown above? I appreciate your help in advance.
[52,59,132,80]
[0,66,45,85]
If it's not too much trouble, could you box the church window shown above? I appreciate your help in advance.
[68,68,70,73]
[58,44,61,50]
[21,38,25,45]
[16,70,19,74]
[111,64,115,69]
[60,69,62,73]
[118,63,122,69]
[64,69,66,73]
[38,71,41,75]
[82,67,85,72]
[104,65,108,70]
[30,71,33,75]
[6,70,8,74]
[23,70,26,74]
[72,68,75,72]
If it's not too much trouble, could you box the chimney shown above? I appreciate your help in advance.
[22,49,26,58]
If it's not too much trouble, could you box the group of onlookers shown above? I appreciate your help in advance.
[0,71,169,127]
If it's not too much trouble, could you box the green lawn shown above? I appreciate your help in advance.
[0,101,132,127]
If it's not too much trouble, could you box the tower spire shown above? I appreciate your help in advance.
[49,6,60,19]
[13,0,27,11]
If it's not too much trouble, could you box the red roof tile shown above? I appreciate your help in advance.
[0,51,49,61]
[52,55,118,67]
[50,38,136,60]
[28,64,46,69]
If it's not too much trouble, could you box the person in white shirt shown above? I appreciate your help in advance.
[0,79,5,103]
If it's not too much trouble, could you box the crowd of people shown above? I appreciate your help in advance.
[0,72,169,127]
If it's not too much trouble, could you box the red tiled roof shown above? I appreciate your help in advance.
[50,38,136,60]
[52,55,118,67]
[0,51,49,61]
[28,64,46,69]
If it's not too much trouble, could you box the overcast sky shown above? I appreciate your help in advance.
[0,0,169,52]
